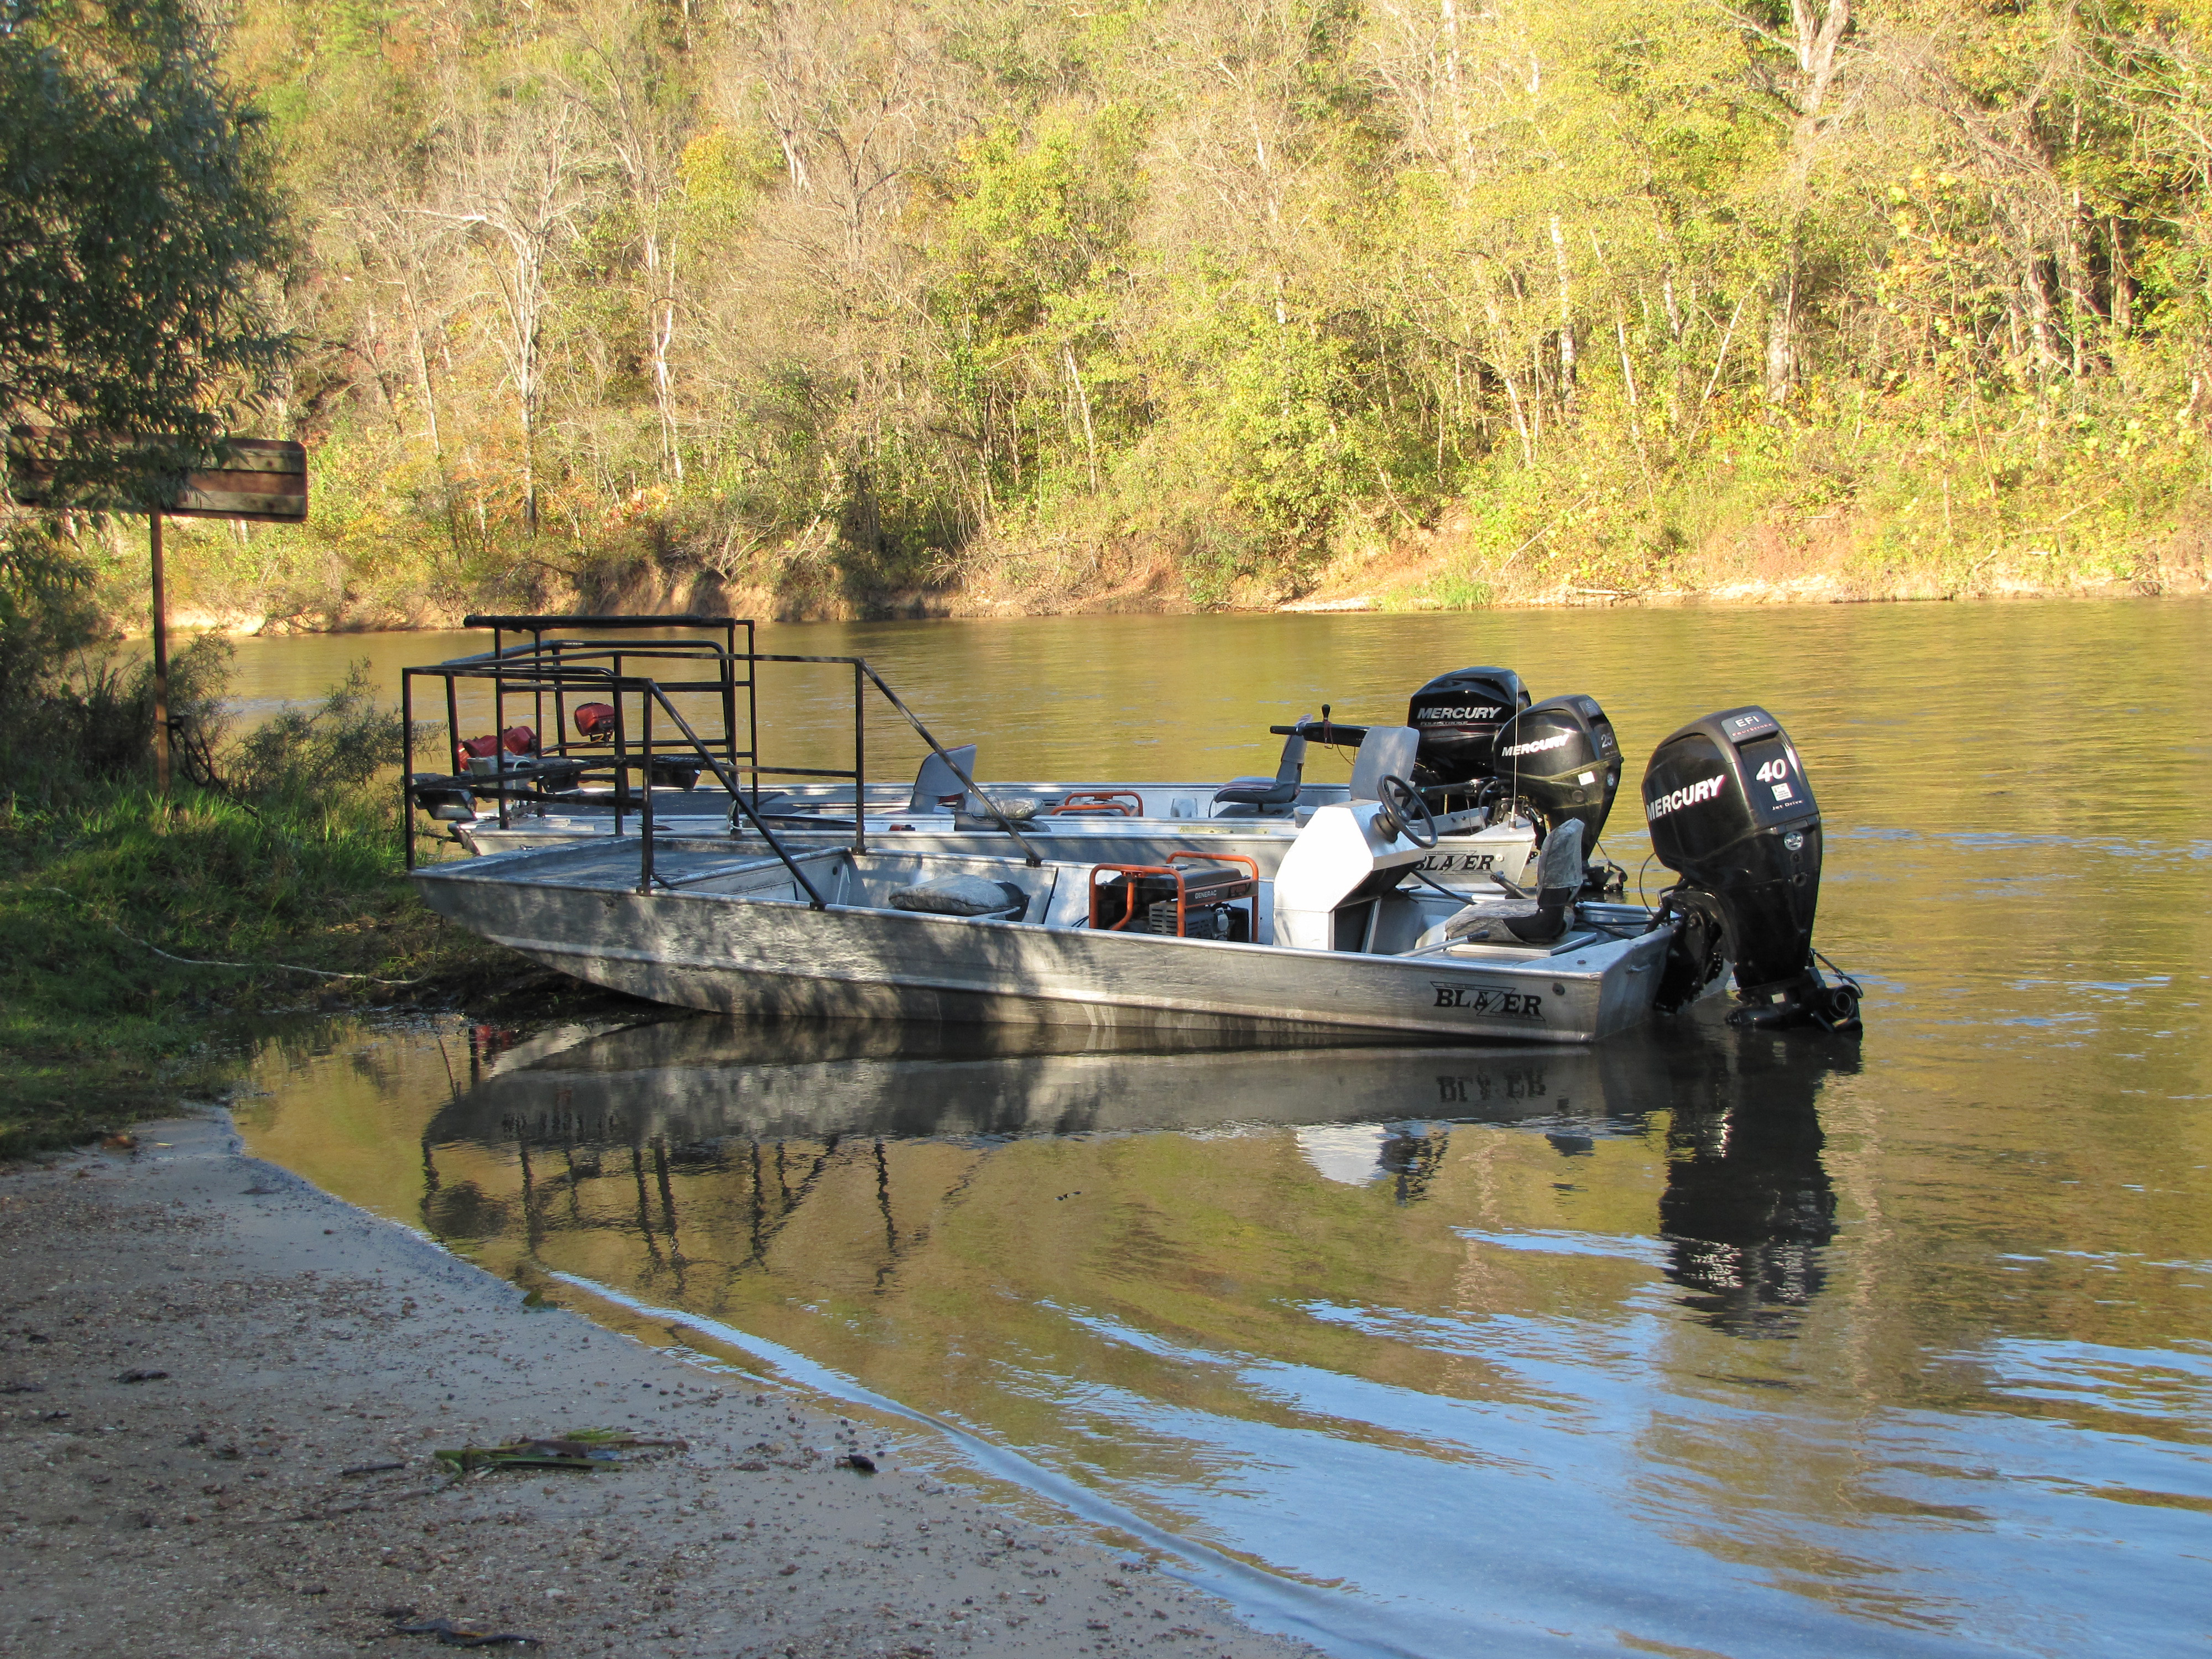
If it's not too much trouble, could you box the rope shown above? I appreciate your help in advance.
[27,886,427,985]
[1813,948,1863,997]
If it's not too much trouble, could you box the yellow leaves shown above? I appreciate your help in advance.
[677,128,771,221]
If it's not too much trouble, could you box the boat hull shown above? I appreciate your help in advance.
[413,843,1667,1046]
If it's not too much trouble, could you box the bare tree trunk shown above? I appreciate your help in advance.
[1481,281,1534,465]
[2109,217,2132,335]
[1064,347,1098,491]
[1613,295,1642,445]
[1698,294,1749,430]
[1764,0,1852,404]
[1499,365,1533,466]
[1439,0,1468,166]
[1529,337,1545,443]
[573,39,692,489]
[397,283,444,463]
[2022,258,2061,380]
[2060,199,2091,377]
[393,275,469,565]
[355,299,409,436]
[648,229,684,485]
[1765,268,1798,404]
[1549,214,1577,404]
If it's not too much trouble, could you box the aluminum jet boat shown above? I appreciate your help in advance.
[413,702,1863,1045]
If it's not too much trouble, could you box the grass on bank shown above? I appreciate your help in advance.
[0,624,581,1156]
[0,778,526,1156]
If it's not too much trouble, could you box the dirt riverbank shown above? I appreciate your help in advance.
[0,1116,1322,1659]
[134,526,2212,635]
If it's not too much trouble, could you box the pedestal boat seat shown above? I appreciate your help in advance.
[1418,821,1590,948]
[1212,725,1310,816]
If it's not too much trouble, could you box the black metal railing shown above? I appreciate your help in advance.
[401,615,1039,903]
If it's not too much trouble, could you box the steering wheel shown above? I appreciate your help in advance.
[1378,774,1439,849]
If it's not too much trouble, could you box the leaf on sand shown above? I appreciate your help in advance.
[432,1430,687,1475]
[391,1615,541,1648]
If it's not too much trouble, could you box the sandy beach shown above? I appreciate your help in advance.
[0,1115,1323,1659]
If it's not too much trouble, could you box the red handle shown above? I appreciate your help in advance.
[1052,790,1144,817]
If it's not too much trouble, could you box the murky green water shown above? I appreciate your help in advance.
[233,601,2212,1658]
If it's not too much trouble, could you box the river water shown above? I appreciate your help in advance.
[226,601,2212,1658]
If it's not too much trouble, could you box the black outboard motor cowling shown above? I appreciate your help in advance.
[1643,706,1859,1031]
[1493,693,1622,848]
[1406,667,1530,787]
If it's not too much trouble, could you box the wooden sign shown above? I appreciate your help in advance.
[7,427,311,794]
[6,429,308,523]
[168,437,308,523]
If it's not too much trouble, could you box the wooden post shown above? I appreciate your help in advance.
[149,510,170,795]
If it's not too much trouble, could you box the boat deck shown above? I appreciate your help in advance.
[451,837,1648,968]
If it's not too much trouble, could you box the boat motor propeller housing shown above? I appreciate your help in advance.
[1642,706,1860,1032]
[1493,693,1622,849]
[1406,667,1531,790]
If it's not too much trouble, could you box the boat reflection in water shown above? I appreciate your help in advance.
[397,1010,1902,1657]
[423,1009,1854,1331]
[1658,1060,1841,1331]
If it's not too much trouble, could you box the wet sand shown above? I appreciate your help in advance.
[0,1117,1322,1659]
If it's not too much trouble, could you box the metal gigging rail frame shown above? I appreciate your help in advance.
[401,614,1039,904]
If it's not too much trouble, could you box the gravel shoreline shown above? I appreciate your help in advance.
[0,1116,1322,1659]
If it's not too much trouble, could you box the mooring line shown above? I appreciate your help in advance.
[27,885,426,985]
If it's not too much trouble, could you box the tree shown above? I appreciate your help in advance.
[0,0,291,505]
[566,9,698,488]
[426,90,594,538]
[1750,0,1856,402]
[186,0,2212,615]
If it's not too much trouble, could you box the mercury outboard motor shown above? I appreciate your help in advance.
[1406,667,1530,792]
[1642,706,1860,1031]
[1493,694,1622,848]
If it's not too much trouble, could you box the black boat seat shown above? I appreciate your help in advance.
[888,874,1030,920]
[461,755,586,799]
[408,773,476,822]
[1213,724,1309,813]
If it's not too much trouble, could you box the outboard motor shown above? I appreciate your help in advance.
[1493,693,1623,851]
[1642,706,1860,1031]
[1406,667,1531,794]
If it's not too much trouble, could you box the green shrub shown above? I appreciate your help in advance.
[0,640,510,1155]
[1385,570,1493,612]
